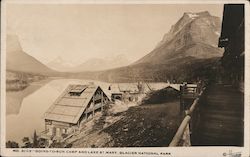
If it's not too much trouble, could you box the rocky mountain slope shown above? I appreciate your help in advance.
[6,34,56,75]
[134,11,222,65]
[86,11,223,83]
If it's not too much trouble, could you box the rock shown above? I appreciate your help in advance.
[123,128,128,132]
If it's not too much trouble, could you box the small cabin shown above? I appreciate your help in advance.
[109,83,145,102]
[43,84,110,141]
[180,83,199,99]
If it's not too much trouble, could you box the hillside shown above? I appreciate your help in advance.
[80,11,223,83]
[6,34,57,76]
[134,11,222,65]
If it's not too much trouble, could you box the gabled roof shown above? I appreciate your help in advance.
[110,83,180,94]
[167,84,181,91]
[147,83,182,91]
[118,83,139,93]
[110,83,140,94]
[44,84,106,124]
[109,84,122,94]
[164,86,180,92]
[146,82,169,91]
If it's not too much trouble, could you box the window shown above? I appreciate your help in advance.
[94,99,101,104]
[69,85,87,96]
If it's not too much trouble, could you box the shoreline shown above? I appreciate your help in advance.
[6,78,52,115]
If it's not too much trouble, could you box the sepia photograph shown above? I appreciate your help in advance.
[1,0,249,156]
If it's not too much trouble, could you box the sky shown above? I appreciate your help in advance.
[6,3,224,66]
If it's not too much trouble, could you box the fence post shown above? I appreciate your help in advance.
[182,123,191,146]
[169,85,205,146]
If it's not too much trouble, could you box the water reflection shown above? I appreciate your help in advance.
[6,79,110,144]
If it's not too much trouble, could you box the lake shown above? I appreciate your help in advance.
[6,79,111,145]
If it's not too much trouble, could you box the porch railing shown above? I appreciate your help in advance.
[169,86,205,146]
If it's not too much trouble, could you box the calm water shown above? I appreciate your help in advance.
[6,79,110,144]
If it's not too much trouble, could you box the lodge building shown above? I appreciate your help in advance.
[43,84,110,141]
[218,4,244,91]
[109,82,150,102]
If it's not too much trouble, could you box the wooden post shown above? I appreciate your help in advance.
[93,96,95,116]
[77,120,80,127]
[101,92,103,111]
[59,128,62,138]
[180,85,184,115]
[170,86,205,146]
[182,124,191,146]
[169,116,191,146]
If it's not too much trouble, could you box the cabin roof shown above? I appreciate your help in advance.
[166,84,181,91]
[118,83,139,93]
[110,83,140,94]
[147,83,182,91]
[109,84,122,94]
[44,84,107,124]
[147,82,169,91]
[110,83,180,94]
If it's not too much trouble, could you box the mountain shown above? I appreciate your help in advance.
[83,11,224,83]
[47,56,76,72]
[47,54,130,72]
[72,54,130,72]
[134,11,223,65]
[6,34,56,75]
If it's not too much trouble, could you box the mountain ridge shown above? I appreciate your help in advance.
[6,11,223,83]
[83,11,223,83]
[134,11,222,65]
[47,54,131,72]
[6,34,57,75]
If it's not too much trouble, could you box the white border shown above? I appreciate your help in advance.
[1,0,249,157]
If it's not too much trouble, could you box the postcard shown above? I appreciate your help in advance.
[1,0,249,156]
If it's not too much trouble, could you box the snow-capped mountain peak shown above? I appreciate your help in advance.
[46,56,77,71]
[186,13,199,19]
[135,11,223,65]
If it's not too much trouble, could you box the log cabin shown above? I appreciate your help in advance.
[109,83,149,102]
[43,84,110,141]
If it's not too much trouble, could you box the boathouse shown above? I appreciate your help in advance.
[43,84,110,140]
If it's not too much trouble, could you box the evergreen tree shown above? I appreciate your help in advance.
[33,130,38,148]
[6,141,19,148]
[22,137,32,148]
